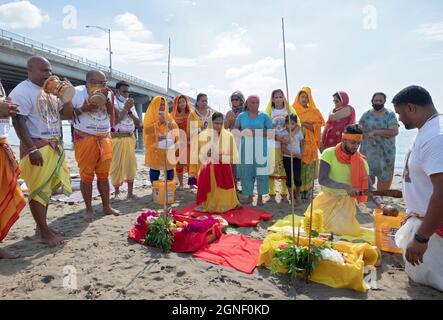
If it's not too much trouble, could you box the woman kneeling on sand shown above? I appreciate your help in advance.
[195,112,240,213]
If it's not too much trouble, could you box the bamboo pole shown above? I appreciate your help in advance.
[164,38,171,214]
[281,18,296,249]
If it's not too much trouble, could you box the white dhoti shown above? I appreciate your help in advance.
[395,216,443,292]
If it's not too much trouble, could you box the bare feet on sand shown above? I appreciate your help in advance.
[257,196,264,206]
[40,230,64,247]
[113,193,124,201]
[35,227,64,237]
[0,248,19,259]
[243,196,254,205]
[281,195,289,204]
[126,194,139,200]
[85,208,94,222]
[104,207,120,216]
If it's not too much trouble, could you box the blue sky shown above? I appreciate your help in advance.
[1,0,442,117]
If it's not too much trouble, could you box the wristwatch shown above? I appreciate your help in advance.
[414,233,430,244]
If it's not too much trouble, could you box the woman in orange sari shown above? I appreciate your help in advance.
[1,83,26,259]
[292,87,325,199]
[143,96,179,184]
[321,91,356,152]
[172,95,194,189]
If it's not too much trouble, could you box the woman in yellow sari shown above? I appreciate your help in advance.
[187,93,213,187]
[143,96,179,184]
[292,87,325,199]
[196,112,240,213]
[265,89,297,203]
[172,95,194,189]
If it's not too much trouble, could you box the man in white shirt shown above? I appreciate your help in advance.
[10,56,73,247]
[393,85,443,292]
[71,70,119,222]
[110,81,141,200]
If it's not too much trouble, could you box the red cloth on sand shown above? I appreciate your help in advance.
[193,234,262,274]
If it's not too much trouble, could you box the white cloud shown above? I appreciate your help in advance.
[164,14,175,22]
[178,81,191,89]
[182,0,197,6]
[66,12,164,66]
[224,57,284,103]
[303,43,319,49]
[203,24,251,59]
[415,22,443,41]
[225,57,283,79]
[279,41,296,51]
[0,1,49,29]
[114,12,153,39]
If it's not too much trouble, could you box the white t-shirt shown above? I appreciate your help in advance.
[72,85,111,135]
[9,80,63,139]
[113,95,139,133]
[282,129,304,156]
[403,115,443,215]
[271,107,288,148]
[0,117,10,139]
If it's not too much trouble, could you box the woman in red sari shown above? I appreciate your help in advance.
[196,112,240,213]
[321,91,356,152]
[173,95,194,189]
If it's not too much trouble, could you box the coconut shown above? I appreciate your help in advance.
[382,205,399,217]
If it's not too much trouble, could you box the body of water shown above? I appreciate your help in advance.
[6,120,431,175]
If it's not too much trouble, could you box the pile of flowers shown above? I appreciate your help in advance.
[129,210,222,253]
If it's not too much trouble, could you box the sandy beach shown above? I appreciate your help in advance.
[1,146,442,300]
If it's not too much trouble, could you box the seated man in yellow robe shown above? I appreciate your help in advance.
[304,124,370,237]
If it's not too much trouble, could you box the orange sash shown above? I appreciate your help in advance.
[335,143,368,203]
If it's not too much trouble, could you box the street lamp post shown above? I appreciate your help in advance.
[162,71,172,89]
[190,88,198,98]
[85,25,113,78]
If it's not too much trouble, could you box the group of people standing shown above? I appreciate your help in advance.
[1,55,442,294]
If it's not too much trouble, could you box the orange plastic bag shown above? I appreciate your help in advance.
[373,208,406,254]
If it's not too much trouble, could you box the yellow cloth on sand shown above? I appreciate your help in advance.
[268,214,374,245]
[110,136,138,187]
[304,191,363,237]
[143,96,179,170]
[20,144,71,206]
[258,231,379,292]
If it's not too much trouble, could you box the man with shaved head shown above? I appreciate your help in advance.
[71,70,119,221]
[10,56,73,247]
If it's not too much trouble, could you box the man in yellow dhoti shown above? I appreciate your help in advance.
[305,124,370,237]
[10,56,72,247]
[72,71,119,222]
[110,81,141,200]
[1,81,26,258]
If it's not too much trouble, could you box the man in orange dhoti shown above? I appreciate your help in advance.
[1,81,26,258]
[72,71,119,222]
